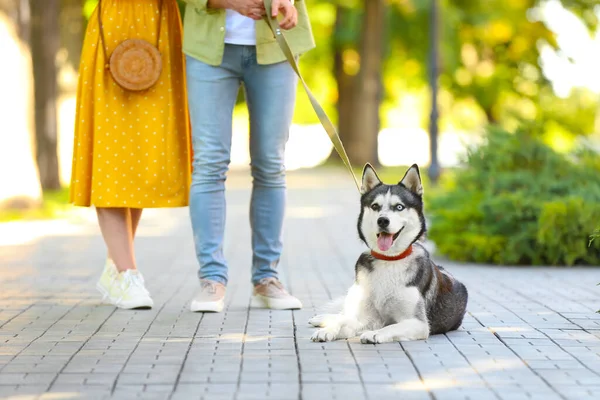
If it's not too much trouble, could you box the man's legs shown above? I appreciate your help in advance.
[242,47,301,309]
[187,47,242,292]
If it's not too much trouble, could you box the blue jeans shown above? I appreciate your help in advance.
[186,45,297,286]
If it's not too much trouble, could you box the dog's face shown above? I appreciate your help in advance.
[358,164,426,255]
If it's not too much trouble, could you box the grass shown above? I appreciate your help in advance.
[0,188,72,222]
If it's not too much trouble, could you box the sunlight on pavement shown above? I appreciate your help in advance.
[139,338,192,343]
[285,206,337,219]
[1,394,82,400]
[395,360,524,391]
[218,333,271,343]
[489,326,538,332]
[0,208,182,246]
[396,379,452,391]
[0,220,93,246]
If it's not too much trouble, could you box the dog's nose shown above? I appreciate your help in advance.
[377,217,390,228]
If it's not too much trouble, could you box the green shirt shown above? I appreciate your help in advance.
[181,0,315,65]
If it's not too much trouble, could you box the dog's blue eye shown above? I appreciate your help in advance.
[395,204,405,211]
[371,204,380,211]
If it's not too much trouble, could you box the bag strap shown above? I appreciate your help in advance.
[97,0,164,69]
[262,0,361,192]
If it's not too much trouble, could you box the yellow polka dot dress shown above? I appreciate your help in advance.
[70,0,191,208]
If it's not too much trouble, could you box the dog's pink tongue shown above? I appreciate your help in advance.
[377,233,394,251]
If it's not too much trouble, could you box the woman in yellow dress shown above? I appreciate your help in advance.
[70,0,191,309]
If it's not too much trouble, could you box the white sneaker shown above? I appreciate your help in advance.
[96,259,120,305]
[251,277,302,310]
[97,263,153,309]
[115,270,154,309]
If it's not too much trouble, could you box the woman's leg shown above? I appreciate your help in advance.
[105,208,142,263]
[96,207,153,310]
[96,207,136,272]
[130,208,143,239]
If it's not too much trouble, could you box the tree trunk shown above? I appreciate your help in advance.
[0,0,42,209]
[57,0,83,186]
[329,5,356,164]
[484,106,496,124]
[30,0,61,190]
[428,0,440,183]
[347,0,385,167]
[59,0,84,74]
[330,1,385,168]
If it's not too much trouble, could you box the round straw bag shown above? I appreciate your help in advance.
[98,0,163,92]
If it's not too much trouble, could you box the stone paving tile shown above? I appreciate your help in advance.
[1,170,599,399]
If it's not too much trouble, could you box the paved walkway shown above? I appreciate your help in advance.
[1,169,599,400]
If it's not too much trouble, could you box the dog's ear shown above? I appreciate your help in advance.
[399,164,423,196]
[361,163,382,194]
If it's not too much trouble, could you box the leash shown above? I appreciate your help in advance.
[262,0,361,192]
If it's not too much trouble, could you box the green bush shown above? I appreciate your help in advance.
[428,126,600,266]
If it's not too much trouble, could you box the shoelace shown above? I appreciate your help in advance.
[120,270,149,297]
[200,280,217,294]
[259,278,285,291]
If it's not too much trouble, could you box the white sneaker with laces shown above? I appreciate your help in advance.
[97,262,153,310]
[114,269,154,309]
[96,259,120,305]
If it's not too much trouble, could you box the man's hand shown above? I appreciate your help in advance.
[270,0,297,30]
[214,0,265,20]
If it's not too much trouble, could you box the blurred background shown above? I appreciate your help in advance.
[0,0,599,266]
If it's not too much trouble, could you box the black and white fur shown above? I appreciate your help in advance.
[309,164,468,343]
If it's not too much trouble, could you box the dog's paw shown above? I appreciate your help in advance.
[311,328,337,342]
[308,314,341,328]
[360,330,388,344]
[308,314,327,327]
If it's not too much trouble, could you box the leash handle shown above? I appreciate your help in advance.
[262,0,361,192]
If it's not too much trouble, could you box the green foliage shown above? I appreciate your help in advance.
[538,199,600,265]
[0,189,71,222]
[83,0,98,20]
[428,126,600,266]
[80,0,599,139]
[592,228,600,245]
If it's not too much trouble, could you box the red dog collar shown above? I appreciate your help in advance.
[371,245,413,261]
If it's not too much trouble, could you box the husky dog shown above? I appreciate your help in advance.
[309,164,468,343]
